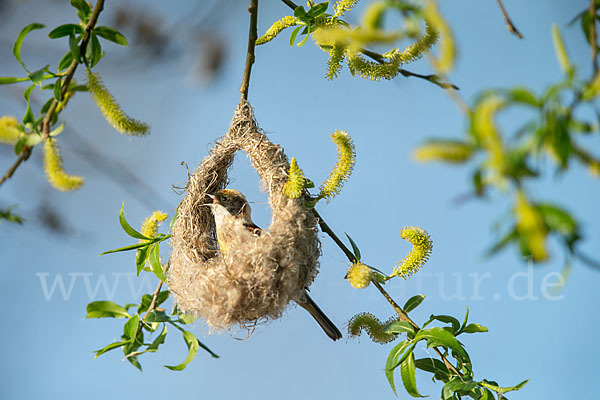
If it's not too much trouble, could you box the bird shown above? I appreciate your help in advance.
[208,188,342,341]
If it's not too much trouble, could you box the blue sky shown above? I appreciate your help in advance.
[1,1,598,399]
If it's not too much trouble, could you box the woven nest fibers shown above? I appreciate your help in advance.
[169,101,321,329]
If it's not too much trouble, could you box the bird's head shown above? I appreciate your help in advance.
[209,189,250,218]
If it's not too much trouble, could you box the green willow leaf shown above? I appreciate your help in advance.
[100,241,156,256]
[403,294,426,313]
[13,23,45,71]
[145,310,171,323]
[442,377,477,399]
[289,25,302,46]
[86,300,130,318]
[70,0,91,22]
[345,233,361,261]
[429,314,461,333]
[135,245,150,275]
[147,324,167,351]
[461,323,488,334]
[149,243,167,282]
[58,51,74,72]
[400,352,425,398]
[0,76,29,85]
[94,26,128,46]
[118,203,151,240]
[383,320,415,336]
[69,32,81,61]
[123,314,140,340]
[385,341,414,395]
[414,327,468,362]
[48,24,83,38]
[479,379,529,394]
[414,358,450,381]
[22,84,36,125]
[94,341,128,358]
[164,329,200,371]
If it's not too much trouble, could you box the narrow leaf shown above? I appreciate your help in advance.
[479,379,529,394]
[94,341,127,358]
[94,26,128,46]
[403,294,425,313]
[149,243,167,282]
[119,203,151,240]
[48,24,83,38]
[0,76,29,85]
[13,23,45,70]
[345,232,361,261]
[86,300,130,318]
[461,323,488,334]
[164,329,200,371]
[123,314,140,339]
[400,352,425,398]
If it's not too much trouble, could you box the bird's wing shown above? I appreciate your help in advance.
[243,222,262,236]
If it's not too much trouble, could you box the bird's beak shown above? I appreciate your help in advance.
[207,193,218,204]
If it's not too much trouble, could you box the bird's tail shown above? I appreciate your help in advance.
[298,290,342,341]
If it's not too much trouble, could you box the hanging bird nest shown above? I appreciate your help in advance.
[168,101,321,330]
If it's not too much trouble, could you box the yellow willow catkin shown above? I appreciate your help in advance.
[333,0,359,18]
[86,69,149,136]
[348,312,398,344]
[413,139,474,163]
[362,2,387,29]
[319,130,356,201]
[313,26,404,47]
[346,262,373,289]
[393,226,433,279]
[552,24,571,73]
[346,50,402,81]
[140,210,168,240]
[0,116,23,145]
[398,23,439,64]
[43,138,84,191]
[256,15,301,45]
[514,191,548,262]
[424,0,455,74]
[326,44,347,79]
[474,96,506,175]
[283,157,307,199]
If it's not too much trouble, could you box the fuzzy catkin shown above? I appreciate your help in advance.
[168,101,321,330]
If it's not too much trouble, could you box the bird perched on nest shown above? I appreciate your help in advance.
[208,188,342,341]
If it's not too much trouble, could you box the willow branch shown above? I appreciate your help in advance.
[314,207,463,377]
[240,0,259,102]
[312,208,356,262]
[0,148,31,186]
[589,0,599,74]
[495,0,523,39]
[0,0,106,188]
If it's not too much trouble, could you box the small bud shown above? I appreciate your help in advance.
[347,262,373,289]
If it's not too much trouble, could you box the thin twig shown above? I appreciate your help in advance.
[495,0,523,39]
[240,0,259,102]
[281,0,297,10]
[143,281,164,321]
[280,0,458,90]
[0,148,30,186]
[589,0,599,74]
[312,208,356,262]
[0,0,106,188]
